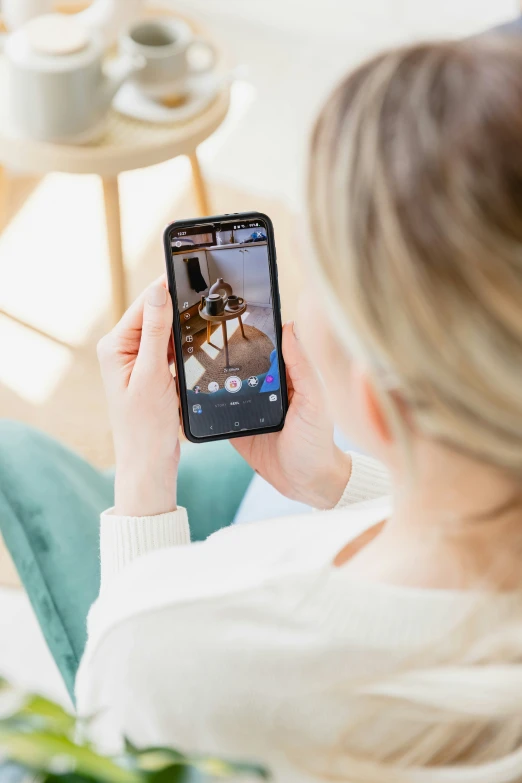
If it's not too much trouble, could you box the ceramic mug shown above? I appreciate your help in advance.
[226,295,244,310]
[120,18,217,100]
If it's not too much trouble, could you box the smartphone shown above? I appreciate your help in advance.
[164,212,288,443]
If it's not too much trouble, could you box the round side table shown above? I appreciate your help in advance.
[198,303,247,368]
[0,8,230,331]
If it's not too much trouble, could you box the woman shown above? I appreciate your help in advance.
[11,34,522,781]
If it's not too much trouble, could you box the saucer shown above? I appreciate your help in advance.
[113,71,226,125]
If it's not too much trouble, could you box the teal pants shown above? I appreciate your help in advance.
[0,420,254,701]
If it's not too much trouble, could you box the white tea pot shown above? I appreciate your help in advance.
[2,0,145,48]
[2,0,54,31]
[5,14,145,143]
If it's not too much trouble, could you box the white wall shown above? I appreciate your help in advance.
[206,247,244,298]
[206,245,272,306]
[167,0,517,211]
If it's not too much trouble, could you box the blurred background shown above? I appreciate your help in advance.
[0,0,518,707]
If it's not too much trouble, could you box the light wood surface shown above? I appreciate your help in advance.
[102,176,127,322]
[189,151,210,217]
[0,87,230,177]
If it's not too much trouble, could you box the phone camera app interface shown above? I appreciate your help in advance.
[171,219,283,438]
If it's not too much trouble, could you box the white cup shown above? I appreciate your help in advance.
[120,18,217,101]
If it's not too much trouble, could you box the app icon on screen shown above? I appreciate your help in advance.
[192,404,202,413]
[266,375,274,384]
[247,376,259,388]
[208,381,219,393]
[269,394,277,402]
[194,386,201,394]
[225,376,242,393]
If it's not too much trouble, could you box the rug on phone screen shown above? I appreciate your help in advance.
[183,323,274,390]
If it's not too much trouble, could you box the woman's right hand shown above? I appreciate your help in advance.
[232,321,352,509]
[97,278,180,518]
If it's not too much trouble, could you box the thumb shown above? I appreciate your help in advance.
[282,320,322,399]
[135,282,173,375]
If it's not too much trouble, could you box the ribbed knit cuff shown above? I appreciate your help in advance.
[335,453,391,508]
[100,507,190,590]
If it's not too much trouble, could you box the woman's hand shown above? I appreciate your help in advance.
[97,278,180,517]
[232,321,352,509]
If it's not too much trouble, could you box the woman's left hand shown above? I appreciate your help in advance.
[97,278,180,517]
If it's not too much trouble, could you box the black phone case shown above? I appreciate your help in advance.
[163,211,288,443]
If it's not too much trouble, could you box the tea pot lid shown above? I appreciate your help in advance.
[6,13,101,71]
[26,14,89,56]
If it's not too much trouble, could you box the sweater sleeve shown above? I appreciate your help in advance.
[335,452,391,508]
[99,507,190,591]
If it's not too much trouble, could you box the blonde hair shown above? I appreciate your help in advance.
[305,37,522,782]
[309,37,522,477]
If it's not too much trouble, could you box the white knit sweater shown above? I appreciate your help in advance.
[75,454,501,781]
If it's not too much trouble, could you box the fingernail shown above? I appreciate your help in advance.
[148,284,167,307]
[293,320,299,340]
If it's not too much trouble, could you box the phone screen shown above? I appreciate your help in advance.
[166,214,286,440]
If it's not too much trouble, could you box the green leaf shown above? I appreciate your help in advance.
[147,763,190,783]
[17,695,76,736]
[131,748,185,772]
[0,680,269,783]
[0,681,74,736]
[43,775,100,783]
[0,731,143,783]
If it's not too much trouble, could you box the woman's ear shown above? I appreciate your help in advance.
[362,373,394,445]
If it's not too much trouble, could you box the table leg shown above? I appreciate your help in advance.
[102,176,126,326]
[207,321,211,344]
[238,314,246,339]
[189,151,210,216]
[222,321,229,367]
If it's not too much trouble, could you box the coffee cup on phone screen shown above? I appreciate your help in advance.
[227,295,244,310]
[120,18,217,102]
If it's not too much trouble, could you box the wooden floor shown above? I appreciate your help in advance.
[242,305,276,346]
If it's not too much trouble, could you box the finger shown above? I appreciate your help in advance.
[113,274,168,337]
[134,282,173,376]
[282,320,322,399]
